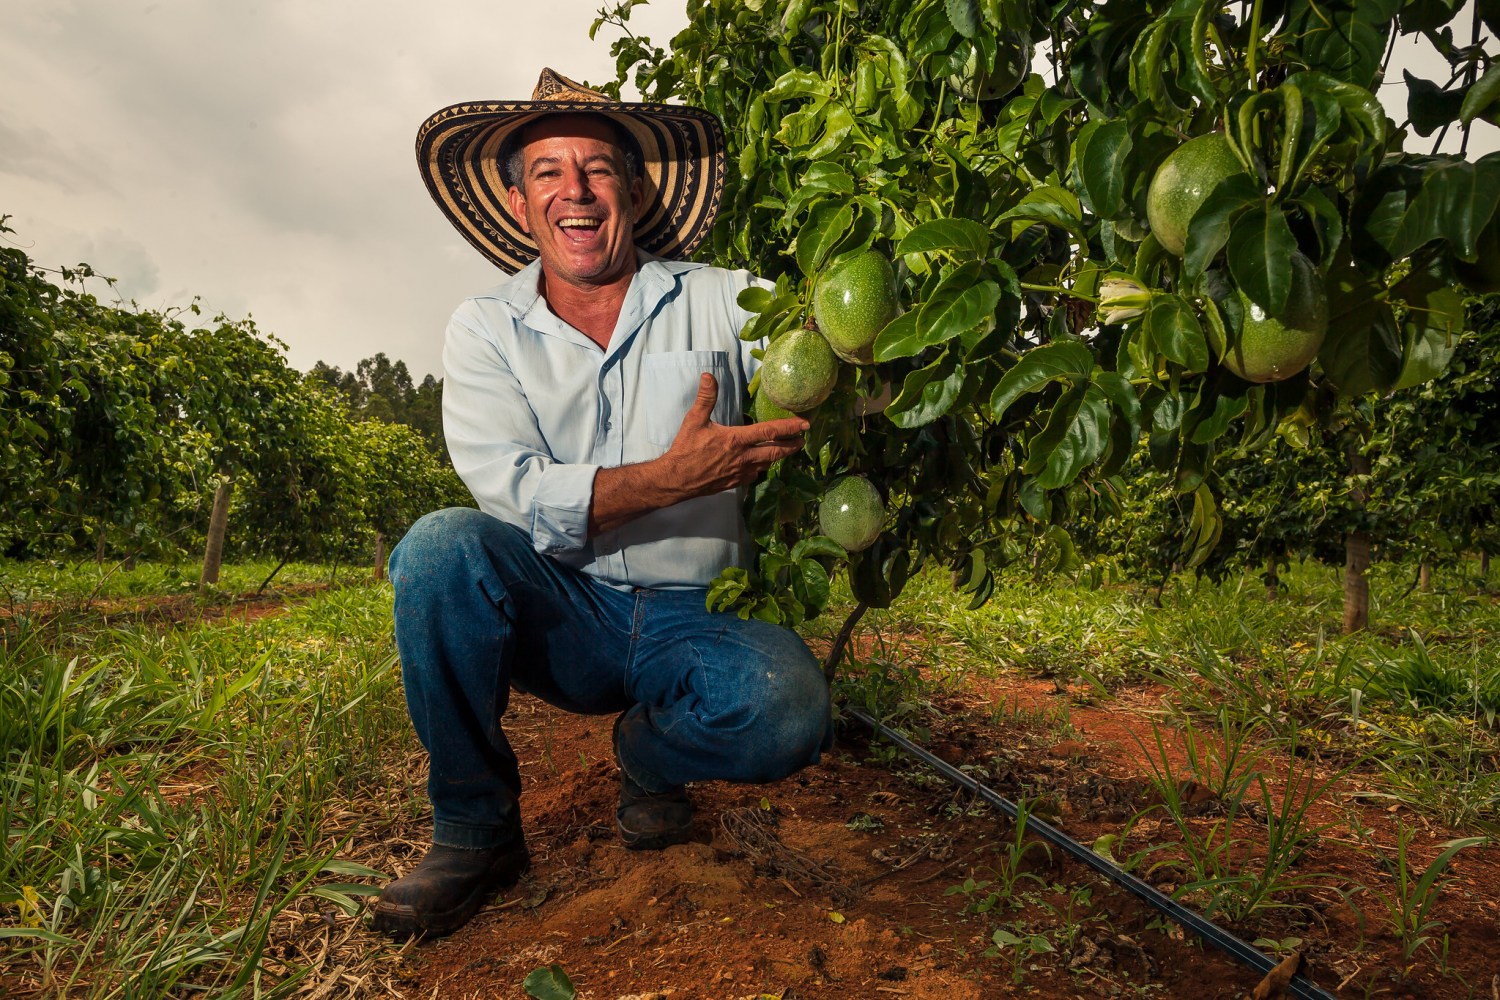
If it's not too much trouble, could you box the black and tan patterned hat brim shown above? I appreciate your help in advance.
[416,96,725,275]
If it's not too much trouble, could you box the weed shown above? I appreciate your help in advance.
[1364,823,1488,979]
[986,923,1055,984]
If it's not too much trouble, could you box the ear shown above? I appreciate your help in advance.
[629,174,646,223]
[506,185,530,235]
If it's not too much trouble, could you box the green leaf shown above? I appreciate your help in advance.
[1145,294,1209,373]
[896,218,992,258]
[737,286,775,314]
[994,194,1087,241]
[1076,119,1133,219]
[1183,173,1261,281]
[871,311,922,362]
[1182,483,1222,568]
[1360,153,1500,263]
[1319,267,1402,396]
[1226,205,1297,315]
[1023,382,1112,489]
[797,557,832,610]
[990,341,1094,421]
[795,200,855,276]
[1405,71,1465,138]
[915,263,1000,351]
[784,163,856,220]
[764,69,829,103]
[791,535,847,561]
[945,0,981,38]
[1189,390,1248,444]
[1293,187,1345,270]
[0,927,80,946]
[1392,273,1464,390]
[523,965,577,1000]
[886,351,966,428]
[1094,371,1143,477]
[1461,62,1500,125]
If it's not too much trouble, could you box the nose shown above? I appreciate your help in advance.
[560,164,594,202]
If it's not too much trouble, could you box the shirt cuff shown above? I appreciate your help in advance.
[530,463,599,554]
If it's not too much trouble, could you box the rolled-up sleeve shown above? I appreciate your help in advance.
[442,311,598,555]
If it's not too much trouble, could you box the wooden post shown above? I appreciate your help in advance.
[1265,554,1280,600]
[1419,563,1432,592]
[1482,551,1491,577]
[199,479,233,592]
[373,532,386,582]
[1343,445,1371,634]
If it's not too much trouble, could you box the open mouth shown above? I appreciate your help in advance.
[556,216,605,244]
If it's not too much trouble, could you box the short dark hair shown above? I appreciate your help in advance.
[500,113,642,191]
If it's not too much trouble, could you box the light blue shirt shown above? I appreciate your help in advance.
[442,252,768,590]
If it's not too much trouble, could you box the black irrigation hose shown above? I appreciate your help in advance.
[845,705,1339,1000]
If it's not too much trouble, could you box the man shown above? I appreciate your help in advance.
[372,70,833,939]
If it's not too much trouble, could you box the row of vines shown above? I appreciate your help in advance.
[0,217,468,572]
[596,0,1500,631]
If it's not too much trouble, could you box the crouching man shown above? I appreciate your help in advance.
[373,70,832,938]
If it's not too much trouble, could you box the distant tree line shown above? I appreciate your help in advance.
[0,216,471,573]
[1079,296,1500,628]
[307,354,444,456]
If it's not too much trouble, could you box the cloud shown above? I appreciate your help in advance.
[2,0,679,379]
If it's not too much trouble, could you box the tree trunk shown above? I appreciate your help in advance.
[1482,551,1491,577]
[1265,555,1280,601]
[199,480,233,592]
[1419,563,1432,592]
[1343,445,1371,634]
[373,532,386,582]
[95,533,106,565]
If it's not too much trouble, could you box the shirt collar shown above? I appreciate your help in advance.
[476,249,710,353]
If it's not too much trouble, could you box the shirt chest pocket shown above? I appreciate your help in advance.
[639,351,740,449]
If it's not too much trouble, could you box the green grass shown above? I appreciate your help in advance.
[0,575,411,998]
[821,555,1500,830]
[4,552,1495,994]
[0,557,350,606]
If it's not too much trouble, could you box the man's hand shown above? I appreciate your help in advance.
[588,373,807,536]
[664,373,807,495]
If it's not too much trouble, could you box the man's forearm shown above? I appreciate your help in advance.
[588,459,689,537]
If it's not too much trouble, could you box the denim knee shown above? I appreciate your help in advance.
[391,507,532,602]
[734,656,831,783]
[393,507,496,574]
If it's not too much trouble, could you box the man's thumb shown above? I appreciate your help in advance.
[690,372,718,416]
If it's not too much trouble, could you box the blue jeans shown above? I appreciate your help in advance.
[389,507,832,850]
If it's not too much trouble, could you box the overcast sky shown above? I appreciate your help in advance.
[0,0,692,379]
[2,2,1494,380]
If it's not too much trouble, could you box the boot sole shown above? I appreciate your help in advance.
[616,820,693,851]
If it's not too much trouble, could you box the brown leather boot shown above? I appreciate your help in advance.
[613,712,693,850]
[616,772,694,850]
[371,840,529,939]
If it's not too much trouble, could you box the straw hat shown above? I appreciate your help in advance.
[416,68,726,274]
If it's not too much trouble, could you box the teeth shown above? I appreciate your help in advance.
[558,218,602,228]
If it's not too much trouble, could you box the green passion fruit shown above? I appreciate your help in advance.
[1221,254,1329,384]
[818,475,885,553]
[813,251,899,365]
[751,388,795,423]
[1146,134,1247,257]
[760,328,839,413]
[947,41,1029,102]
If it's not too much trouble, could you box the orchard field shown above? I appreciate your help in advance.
[2,556,1498,997]
[7,0,1500,995]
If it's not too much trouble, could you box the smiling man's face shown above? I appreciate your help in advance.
[506,115,644,290]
